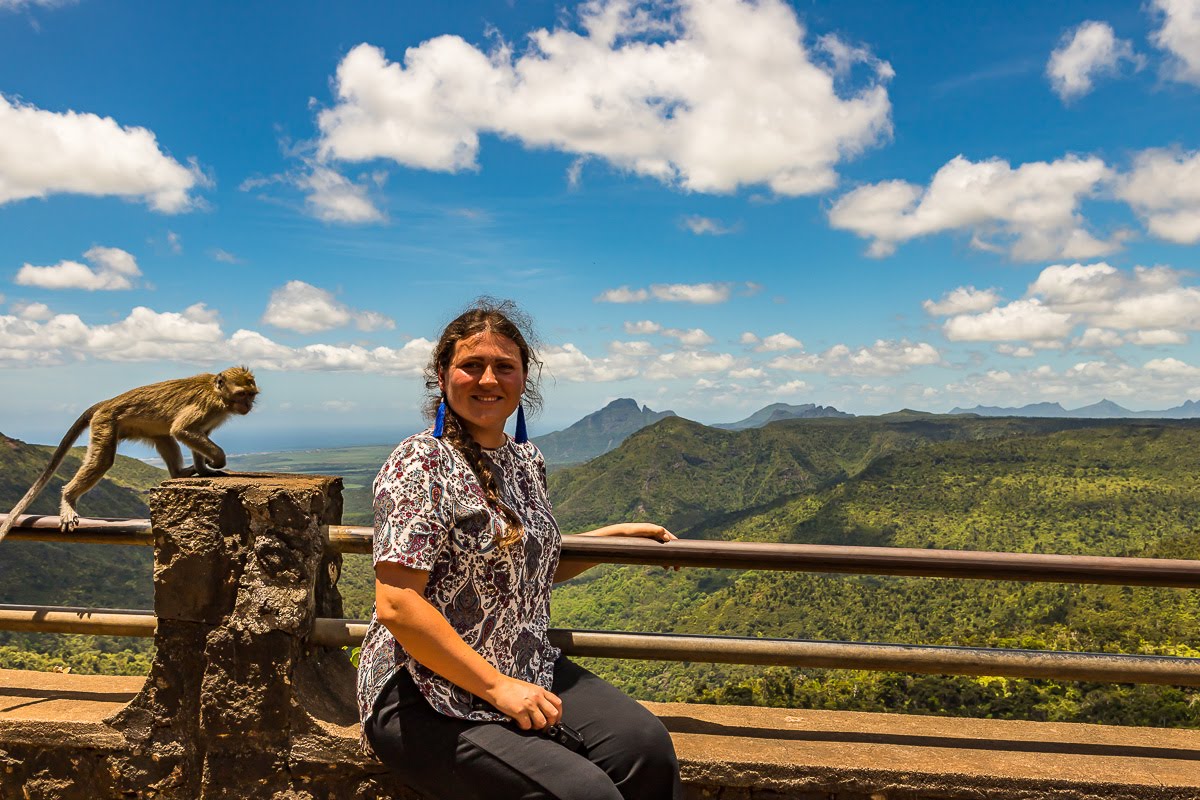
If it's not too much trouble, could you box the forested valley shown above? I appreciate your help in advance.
[3,416,1199,728]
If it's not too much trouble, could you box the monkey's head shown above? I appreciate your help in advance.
[216,366,259,415]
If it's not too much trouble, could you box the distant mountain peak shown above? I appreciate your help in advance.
[714,402,852,430]
[533,399,678,465]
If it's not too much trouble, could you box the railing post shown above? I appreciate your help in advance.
[109,473,346,797]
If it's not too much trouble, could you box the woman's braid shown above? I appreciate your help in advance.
[440,404,524,547]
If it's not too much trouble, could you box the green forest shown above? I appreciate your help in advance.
[3,417,1199,728]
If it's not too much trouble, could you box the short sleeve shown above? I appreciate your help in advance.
[373,436,456,572]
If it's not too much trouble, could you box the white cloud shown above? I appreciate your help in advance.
[1130,328,1188,345]
[211,249,242,264]
[0,94,202,212]
[11,301,51,321]
[623,319,662,334]
[681,215,736,235]
[0,301,432,374]
[1046,21,1141,101]
[166,231,182,254]
[775,379,809,395]
[301,165,384,223]
[597,281,748,304]
[923,286,1001,316]
[1075,327,1125,349]
[943,299,1074,343]
[931,262,1200,348]
[542,343,641,382]
[645,350,737,379]
[261,280,395,334]
[315,0,892,197]
[1116,148,1200,244]
[14,246,142,291]
[662,327,714,347]
[769,339,940,376]
[608,340,658,356]
[995,344,1037,358]
[1150,0,1200,86]
[828,154,1119,261]
[753,332,804,352]
[0,0,73,9]
[597,286,651,303]
[738,332,759,345]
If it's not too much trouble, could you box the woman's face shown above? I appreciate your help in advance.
[441,331,526,448]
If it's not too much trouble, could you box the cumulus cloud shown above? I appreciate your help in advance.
[1150,0,1200,86]
[211,248,242,264]
[1116,148,1200,244]
[301,165,385,223]
[931,262,1200,347]
[828,154,1120,261]
[645,350,737,379]
[923,286,1001,316]
[261,280,395,334]
[681,215,736,235]
[542,343,642,382]
[11,301,51,320]
[661,327,714,347]
[623,319,662,334]
[596,281,748,303]
[944,357,1200,409]
[769,339,940,376]
[0,301,431,374]
[943,299,1075,343]
[0,94,202,212]
[1046,21,1142,101]
[315,0,892,196]
[14,246,142,291]
[752,332,804,352]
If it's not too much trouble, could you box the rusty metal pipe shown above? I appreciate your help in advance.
[0,604,156,637]
[0,515,154,546]
[327,525,1200,588]
[306,620,1200,686]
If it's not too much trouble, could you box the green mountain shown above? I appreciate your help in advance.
[549,420,1200,728]
[532,398,677,466]
[546,414,1146,535]
[0,432,164,675]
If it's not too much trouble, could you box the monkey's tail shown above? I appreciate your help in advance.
[0,405,97,543]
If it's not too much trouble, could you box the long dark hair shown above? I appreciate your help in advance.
[424,298,543,547]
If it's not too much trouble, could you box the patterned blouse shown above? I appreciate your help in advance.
[356,430,562,746]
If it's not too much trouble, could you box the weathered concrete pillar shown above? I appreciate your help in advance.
[110,474,350,798]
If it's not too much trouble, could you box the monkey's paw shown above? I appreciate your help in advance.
[59,510,80,533]
[195,466,230,478]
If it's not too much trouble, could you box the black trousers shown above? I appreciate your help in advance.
[365,658,682,800]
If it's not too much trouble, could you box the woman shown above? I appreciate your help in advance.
[357,299,683,800]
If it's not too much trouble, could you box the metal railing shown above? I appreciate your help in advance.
[4,513,1200,687]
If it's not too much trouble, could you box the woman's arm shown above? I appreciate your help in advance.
[553,522,677,583]
[375,562,562,730]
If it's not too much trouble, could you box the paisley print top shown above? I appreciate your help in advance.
[356,430,562,747]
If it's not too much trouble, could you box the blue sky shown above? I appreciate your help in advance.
[2,0,1200,452]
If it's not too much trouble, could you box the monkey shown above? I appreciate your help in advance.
[0,366,259,544]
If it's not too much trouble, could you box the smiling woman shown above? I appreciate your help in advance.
[356,297,682,800]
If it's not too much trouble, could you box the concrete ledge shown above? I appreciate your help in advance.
[4,669,1198,799]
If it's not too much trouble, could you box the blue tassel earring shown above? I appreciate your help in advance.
[514,403,528,444]
[433,398,447,438]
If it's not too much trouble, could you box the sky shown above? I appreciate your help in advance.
[2,0,1200,452]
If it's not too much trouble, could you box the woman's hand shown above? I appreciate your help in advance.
[485,676,563,730]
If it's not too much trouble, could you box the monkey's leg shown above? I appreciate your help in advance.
[59,420,117,532]
[153,436,196,478]
[189,449,229,477]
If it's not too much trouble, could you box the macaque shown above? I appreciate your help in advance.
[0,366,259,543]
